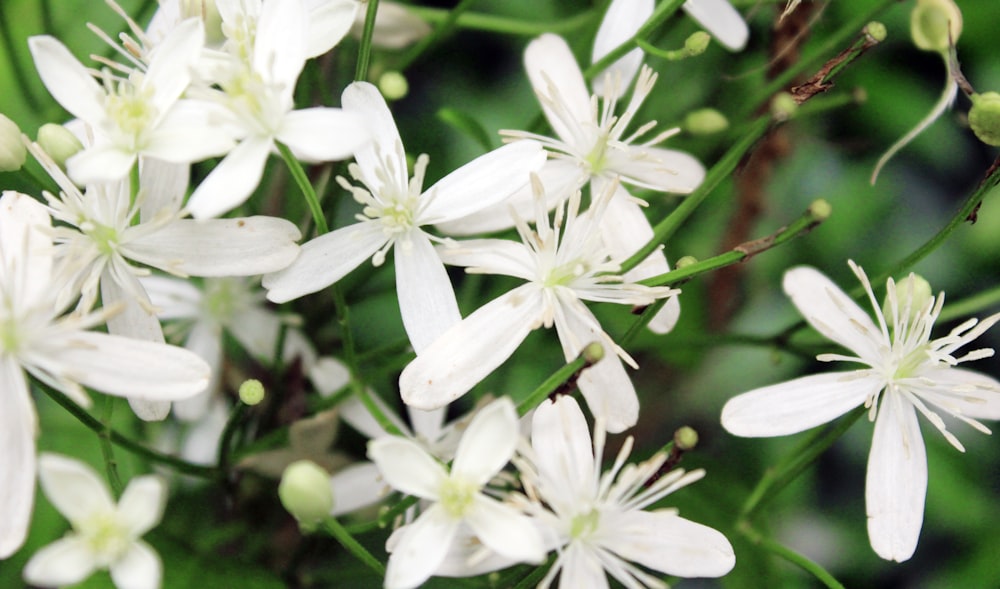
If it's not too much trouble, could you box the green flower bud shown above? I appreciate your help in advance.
[582,341,604,365]
[683,108,729,136]
[238,379,265,406]
[808,198,832,222]
[674,426,699,451]
[36,123,83,168]
[684,32,711,56]
[865,21,887,43]
[911,0,962,53]
[675,255,698,268]
[279,460,333,531]
[770,92,798,121]
[378,71,409,101]
[884,274,933,328]
[0,114,26,172]
[969,92,1000,147]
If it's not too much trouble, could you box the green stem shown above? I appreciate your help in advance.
[515,352,590,417]
[583,0,685,82]
[320,517,386,576]
[937,283,1000,323]
[405,6,595,36]
[740,523,846,589]
[509,556,555,589]
[100,396,124,497]
[216,402,249,475]
[38,383,219,479]
[345,495,419,535]
[277,142,328,235]
[355,0,379,81]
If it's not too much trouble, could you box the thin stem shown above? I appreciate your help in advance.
[345,495,419,535]
[740,523,846,589]
[515,352,591,417]
[584,0,685,82]
[354,0,379,82]
[320,517,386,576]
[405,6,595,36]
[277,142,329,235]
[937,283,1000,323]
[100,396,124,497]
[216,402,249,476]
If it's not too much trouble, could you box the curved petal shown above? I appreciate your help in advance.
[277,107,370,162]
[109,541,162,589]
[339,393,409,439]
[384,507,459,589]
[23,537,98,587]
[435,239,534,280]
[356,2,431,50]
[185,137,271,219]
[67,144,137,184]
[0,359,36,558]
[142,104,236,163]
[129,399,172,422]
[262,221,387,303]
[607,510,735,577]
[140,275,202,319]
[254,0,307,90]
[117,476,167,536]
[329,462,390,516]
[341,81,407,191]
[143,18,204,114]
[591,0,653,97]
[866,394,926,562]
[27,36,106,124]
[100,266,166,343]
[306,0,357,57]
[531,396,595,495]
[139,157,189,220]
[396,231,461,352]
[465,495,545,563]
[721,372,877,437]
[37,453,114,524]
[915,366,1000,420]
[227,305,283,362]
[308,357,353,398]
[609,146,705,194]
[399,286,545,410]
[525,34,592,143]
[783,266,884,361]
[0,191,53,305]
[451,398,518,484]
[367,436,447,499]
[682,0,749,51]
[419,141,546,224]
[559,543,610,589]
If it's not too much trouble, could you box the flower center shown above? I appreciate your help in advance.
[438,477,478,519]
[81,512,130,564]
[892,343,930,381]
[106,81,157,146]
[0,316,20,354]
[82,221,121,257]
[569,508,600,540]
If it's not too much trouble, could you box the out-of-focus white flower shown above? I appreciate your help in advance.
[721,261,1000,562]
[368,397,545,589]
[400,178,677,433]
[350,1,431,49]
[23,454,167,589]
[681,0,749,51]
[0,191,209,558]
[264,81,545,353]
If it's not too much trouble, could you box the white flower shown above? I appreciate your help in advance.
[349,1,431,49]
[517,395,735,588]
[721,261,1000,562]
[367,397,545,589]
[400,178,677,433]
[0,191,209,558]
[23,454,167,589]
[264,81,545,352]
[681,0,750,52]
[184,0,369,218]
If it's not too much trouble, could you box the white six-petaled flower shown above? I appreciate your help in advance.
[721,261,1000,562]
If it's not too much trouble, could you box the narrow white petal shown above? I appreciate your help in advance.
[783,266,883,361]
[254,0,307,90]
[339,394,409,439]
[341,81,408,191]
[101,268,166,343]
[916,366,1000,420]
[308,357,353,398]
[139,157,189,220]
[27,36,106,123]
[227,305,283,362]
[129,398,172,421]
[140,275,202,319]
[559,543,609,589]
[722,372,877,437]
[525,34,592,143]
[610,146,705,194]
[142,109,236,163]
[37,453,114,524]
[263,221,387,303]
[329,462,388,516]
[396,231,461,352]
[117,476,167,536]
[0,359,36,558]
[866,394,927,562]
[368,436,447,499]
[400,286,544,410]
[67,145,137,184]
[143,18,204,114]
[592,0,653,97]
[682,0,749,51]
[277,107,370,162]
[385,508,459,589]
[109,541,162,589]
[358,2,431,49]
[465,496,545,563]
[419,141,546,224]
[0,192,53,305]
[186,137,272,219]
[433,526,520,577]
[531,396,595,493]
[306,0,357,57]
[436,238,534,280]
[608,510,736,577]
[451,398,519,485]
[23,537,98,587]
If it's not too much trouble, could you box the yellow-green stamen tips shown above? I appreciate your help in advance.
[279,460,334,531]
[0,114,26,172]
[969,92,1000,146]
[683,108,729,136]
[37,123,84,168]
[239,379,265,405]
[911,0,962,53]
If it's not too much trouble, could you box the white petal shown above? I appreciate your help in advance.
[436,238,534,280]
[396,231,461,353]
[465,495,545,563]
[783,266,883,361]
[27,36,106,124]
[140,275,202,319]
[109,541,162,589]
[357,2,431,49]
[263,221,387,303]
[399,286,544,410]
[367,436,446,499]
[329,462,388,516]
[916,366,1000,420]
[227,305,282,362]
[37,453,114,524]
[126,216,301,276]
[559,543,609,589]
[186,137,272,219]
[0,191,53,305]
[67,145,137,184]
[451,398,519,485]
[306,0,357,57]
[341,81,408,191]
[721,372,877,437]
[682,0,749,51]
[277,107,371,162]
[117,475,167,536]
[339,393,409,440]
[254,0,307,90]
[143,18,204,115]
[419,141,546,224]
[525,34,592,144]
[139,157,189,220]
[23,537,98,587]
[591,0,653,97]
[142,105,236,163]
[0,359,36,558]
[308,357,353,398]
[384,507,459,589]
[866,394,927,562]
[531,396,595,493]
[609,146,705,193]
[607,510,736,577]
[129,398,172,422]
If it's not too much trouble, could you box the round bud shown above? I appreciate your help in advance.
[674,426,699,451]
[911,0,962,53]
[683,108,729,136]
[884,274,933,328]
[808,198,832,222]
[279,460,333,530]
[684,32,711,56]
[37,124,83,168]
[675,255,698,268]
[581,341,604,365]
[770,92,798,121]
[239,379,265,406]
[0,114,26,172]
[378,71,409,101]
[969,92,1000,147]
[864,21,887,43]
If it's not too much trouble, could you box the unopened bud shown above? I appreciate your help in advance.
[675,255,698,268]
[279,460,333,531]
[674,426,699,451]
[0,114,26,172]
[239,379,265,405]
[683,108,729,136]
[911,0,962,53]
[969,92,1000,146]
[884,274,933,327]
[864,21,887,43]
[808,199,832,221]
[37,124,83,168]
[684,32,711,56]
[771,92,798,121]
[581,341,604,365]
[378,71,409,101]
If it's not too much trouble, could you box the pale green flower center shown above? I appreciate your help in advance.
[543,259,591,288]
[438,477,478,519]
[0,316,20,353]
[366,199,417,235]
[106,82,157,143]
[569,508,600,540]
[81,512,130,563]
[204,278,241,322]
[584,133,609,175]
[83,222,120,257]
[892,344,930,381]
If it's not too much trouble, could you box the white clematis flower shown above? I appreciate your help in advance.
[721,261,1000,562]
[367,397,545,589]
[0,191,208,558]
[23,454,167,589]
[518,395,735,588]
[400,178,677,433]
[264,81,545,352]
[681,0,750,52]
